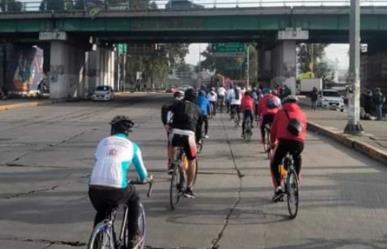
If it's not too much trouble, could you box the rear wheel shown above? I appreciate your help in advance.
[136,204,146,249]
[286,168,299,219]
[264,128,271,159]
[243,118,252,142]
[169,164,182,210]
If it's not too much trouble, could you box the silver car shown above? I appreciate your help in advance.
[91,86,114,101]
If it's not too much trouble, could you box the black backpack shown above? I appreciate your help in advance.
[285,110,302,136]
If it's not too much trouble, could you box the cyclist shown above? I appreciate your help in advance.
[88,116,151,248]
[197,90,211,139]
[240,91,255,137]
[167,88,201,198]
[217,85,226,113]
[270,96,307,202]
[207,87,217,117]
[161,91,184,173]
[229,84,242,124]
[257,88,281,144]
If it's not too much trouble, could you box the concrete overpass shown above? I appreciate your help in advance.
[1,2,387,99]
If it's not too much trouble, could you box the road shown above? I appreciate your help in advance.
[0,93,386,249]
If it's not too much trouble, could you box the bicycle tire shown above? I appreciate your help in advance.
[286,168,299,219]
[243,118,252,142]
[87,224,113,249]
[137,203,147,249]
[169,164,181,210]
[264,128,271,159]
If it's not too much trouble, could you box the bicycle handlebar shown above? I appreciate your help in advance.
[129,176,154,198]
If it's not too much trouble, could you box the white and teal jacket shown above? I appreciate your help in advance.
[89,133,148,189]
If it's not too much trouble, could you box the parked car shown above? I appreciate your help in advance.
[91,85,114,101]
[318,89,344,112]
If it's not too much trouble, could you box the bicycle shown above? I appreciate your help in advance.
[278,153,299,219]
[169,146,199,210]
[263,124,272,159]
[242,116,253,142]
[87,180,153,249]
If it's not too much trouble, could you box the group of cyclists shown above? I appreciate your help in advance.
[86,83,307,248]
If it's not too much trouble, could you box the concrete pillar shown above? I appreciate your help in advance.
[271,40,297,94]
[49,41,86,100]
[258,46,272,84]
[85,47,115,94]
[362,42,387,95]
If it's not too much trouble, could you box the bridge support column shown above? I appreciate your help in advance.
[49,41,86,100]
[258,46,272,84]
[86,47,115,95]
[271,40,297,94]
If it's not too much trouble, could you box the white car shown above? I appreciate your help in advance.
[91,86,114,101]
[318,89,344,112]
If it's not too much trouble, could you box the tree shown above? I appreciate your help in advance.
[200,44,254,81]
[1,0,22,12]
[297,43,328,74]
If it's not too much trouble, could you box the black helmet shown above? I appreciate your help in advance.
[184,88,196,102]
[110,115,134,136]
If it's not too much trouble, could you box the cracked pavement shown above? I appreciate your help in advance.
[1,94,387,249]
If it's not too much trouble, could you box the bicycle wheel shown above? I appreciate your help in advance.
[286,168,299,219]
[264,128,271,159]
[169,164,182,210]
[136,203,147,249]
[243,119,252,142]
[87,224,113,249]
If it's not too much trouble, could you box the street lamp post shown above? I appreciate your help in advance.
[344,0,363,134]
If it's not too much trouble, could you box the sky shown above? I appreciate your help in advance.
[185,43,349,70]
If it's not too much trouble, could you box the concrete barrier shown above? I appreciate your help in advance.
[308,121,387,165]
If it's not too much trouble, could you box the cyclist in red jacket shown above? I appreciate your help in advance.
[270,95,307,202]
[257,88,281,144]
[240,91,255,137]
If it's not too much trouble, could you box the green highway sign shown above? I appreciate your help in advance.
[212,43,246,53]
[117,43,127,54]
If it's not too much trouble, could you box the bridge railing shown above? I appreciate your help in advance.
[1,0,387,13]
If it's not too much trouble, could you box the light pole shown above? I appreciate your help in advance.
[246,44,250,89]
[344,0,363,134]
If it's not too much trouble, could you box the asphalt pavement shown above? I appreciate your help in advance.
[0,94,386,249]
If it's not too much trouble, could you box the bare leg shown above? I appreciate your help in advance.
[186,159,196,189]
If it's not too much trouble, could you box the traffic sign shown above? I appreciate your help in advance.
[212,43,246,53]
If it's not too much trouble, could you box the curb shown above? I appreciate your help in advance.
[0,100,52,112]
[307,121,387,165]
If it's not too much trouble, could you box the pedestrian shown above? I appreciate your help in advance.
[217,85,226,113]
[310,87,319,111]
[207,87,217,117]
[363,89,373,115]
[281,85,291,100]
[373,88,386,120]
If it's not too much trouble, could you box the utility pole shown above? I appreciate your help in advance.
[246,44,250,89]
[344,0,363,134]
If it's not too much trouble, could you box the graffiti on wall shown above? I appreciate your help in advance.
[7,45,44,93]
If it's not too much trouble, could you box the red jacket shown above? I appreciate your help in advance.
[241,95,254,111]
[257,94,281,117]
[270,103,307,143]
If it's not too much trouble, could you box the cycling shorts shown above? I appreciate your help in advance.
[170,134,197,160]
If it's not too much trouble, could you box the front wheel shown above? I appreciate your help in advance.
[286,169,299,219]
[87,224,112,249]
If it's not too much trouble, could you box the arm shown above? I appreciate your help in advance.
[132,144,149,182]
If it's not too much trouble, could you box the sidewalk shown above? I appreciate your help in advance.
[0,98,51,112]
[300,97,387,164]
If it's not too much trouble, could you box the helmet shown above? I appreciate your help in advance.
[110,115,134,136]
[184,88,197,102]
[173,91,184,100]
[282,95,299,104]
[262,88,272,95]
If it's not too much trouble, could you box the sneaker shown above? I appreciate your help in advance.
[272,187,284,202]
[167,163,174,175]
[204,135,209,139]
[184,188,196,199]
